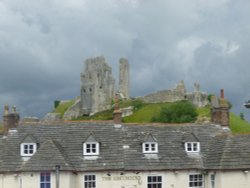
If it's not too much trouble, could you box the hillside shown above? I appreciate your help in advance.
[54,98,250,133]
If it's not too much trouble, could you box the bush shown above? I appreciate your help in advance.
[152,101,198,123]
[54,100,60,109]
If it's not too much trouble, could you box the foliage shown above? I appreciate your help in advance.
[207,94,213,102]
[227,100,232,109]
[74,109,113,121]
[240,112,245,120]
[196,105,211,118]
[230,113,250,133]
[54,100,60,109]
[151,101,198,123]
[53,100,75,117]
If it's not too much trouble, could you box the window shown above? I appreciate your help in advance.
[211,174,215,188]
[84,175,96,188]
[20,143,37,156]
[40,172,51,188]
[83,142,99,155]
[185,142,200,152]
[147,176,162,188]
[143,142,158,153]
[189,174,203,187]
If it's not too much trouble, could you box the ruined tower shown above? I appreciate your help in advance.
[80,56,115,115]
[119,58,130,99]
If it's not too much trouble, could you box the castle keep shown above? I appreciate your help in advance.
[80,56,115,115]
[60,56,208,119]
[80,56,129,115]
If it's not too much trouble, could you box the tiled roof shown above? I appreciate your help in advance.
[0,122,249,172]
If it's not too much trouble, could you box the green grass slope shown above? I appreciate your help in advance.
[53,100,75,117]
[230,113,250,133]
[52,98,250,133]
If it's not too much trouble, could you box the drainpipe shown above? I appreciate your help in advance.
[55,165,61,188]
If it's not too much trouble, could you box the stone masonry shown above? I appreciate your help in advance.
[80,56,115,115]
[139,81,208,107]
[119,58,129,99]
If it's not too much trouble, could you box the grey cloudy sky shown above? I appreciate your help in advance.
[1,0,250,120]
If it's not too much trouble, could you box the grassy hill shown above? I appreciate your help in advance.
[54,98,250,133]
[230,113,250,133]
[0,99,250,134]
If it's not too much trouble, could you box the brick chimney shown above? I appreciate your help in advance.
[3,105,20,135]
[113,94,122,125]
[211,89,230,127]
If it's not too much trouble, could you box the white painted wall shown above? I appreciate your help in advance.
[1,170,250,188]
[0,172,74,188]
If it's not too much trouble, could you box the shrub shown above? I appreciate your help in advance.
[54,100,60,109]
[152,101,198,123]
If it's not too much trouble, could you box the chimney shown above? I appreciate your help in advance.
[3,105,20,135]
[220,89,224,99]
[113,94,122,125]
[211,89,230,127]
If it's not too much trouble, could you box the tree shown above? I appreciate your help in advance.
[240,112,245,120]
[152,101,198,123]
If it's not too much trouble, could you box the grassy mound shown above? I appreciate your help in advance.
[230,113,250,133]
[52,98,250,133]
[53,100,75,117]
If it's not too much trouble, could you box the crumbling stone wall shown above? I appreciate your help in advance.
[139,81,208,107]
[80,56,115,115]
[119,58,129,99]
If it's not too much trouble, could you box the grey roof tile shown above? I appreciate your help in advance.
[0,122,249,172]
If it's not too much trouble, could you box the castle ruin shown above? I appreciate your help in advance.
[119,58,129,99]
[80,56,130,115]
[80,56,115,115]
[139,80,208,107]
[61,56,208,120]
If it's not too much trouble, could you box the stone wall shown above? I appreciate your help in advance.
[119,58,129,99]
[80,56,115,115]
[139,81,209,107]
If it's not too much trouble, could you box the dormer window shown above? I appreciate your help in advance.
[20,135,38,157]
[21,143,37,156]
[185,142,200,152]
[143,134,158,154]
[83,142,99,155]
[83,133,100,156]
[143,142,158,153]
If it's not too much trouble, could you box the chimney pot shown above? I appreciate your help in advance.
[4,105,9,115]
[220,89,224,99]
[113,94,122,124]
[3,105,20,135]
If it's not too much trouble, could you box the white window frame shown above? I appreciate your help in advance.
[20,143,37,156]
[185,142,200,152]
[143,142,158,153]
[84,174,96,188]
[210,174,215,188]
[40,172,51,188]
[83,142,99,156]
[147,175,162,188]
[189,173,204,188]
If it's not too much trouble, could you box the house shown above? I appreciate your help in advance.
[1,91,250,188]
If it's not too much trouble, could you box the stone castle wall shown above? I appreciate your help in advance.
[119,58,129,99]
[80,56,115,115]
[139,81,208,107]
[66,57,208,119]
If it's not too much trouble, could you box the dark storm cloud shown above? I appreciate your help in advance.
[1,0,250,119]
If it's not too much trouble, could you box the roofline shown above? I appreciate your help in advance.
[1,168,249,174]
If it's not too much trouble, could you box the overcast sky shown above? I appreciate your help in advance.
[1,0,250,120]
